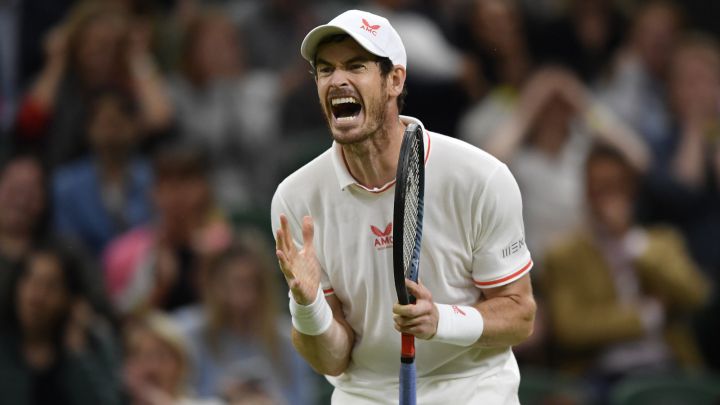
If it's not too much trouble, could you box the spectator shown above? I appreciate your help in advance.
[168,9,281,212]
[641,34,720,278]
[14,0,172,168]
[123,312,221,405]
[476,67,649,260]
[460,0,533,94]
[0,153,47,273]
[173,235,316,405]
[0,242,122,405]
[104,145,232,314]
[457,0,534,140]
[542,144,709,396]
[52,90,153,257]
[640,34,720,369]
[598,0,683,158]
[533,0,626,84]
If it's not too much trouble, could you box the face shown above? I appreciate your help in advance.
[215,258,261,316]
[75,15,126,87]
[0,159,45,234]
[633,5,679,76]
[670,47,720,121]
[473,0,523,52]
[153,175,210,236]
[17,253,70,335]
[586,157,634,219]
[192,18,242,80]
[88,96,137,154]
[125,329,183,395]
[315,37,394,145]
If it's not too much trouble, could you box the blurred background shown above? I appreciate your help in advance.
[1,0,720,404]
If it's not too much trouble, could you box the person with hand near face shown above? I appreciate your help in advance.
[542,144,709,390]
[0,242,122,405]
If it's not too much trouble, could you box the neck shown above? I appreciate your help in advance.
[97,153,129,183]
[341,117,406,189]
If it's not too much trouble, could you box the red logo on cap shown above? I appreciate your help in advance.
[360,18,381,36]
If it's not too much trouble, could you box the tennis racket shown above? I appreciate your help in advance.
[392,123,425,405]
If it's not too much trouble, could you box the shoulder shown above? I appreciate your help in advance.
[427,131,510,184]
[544,230,593,262]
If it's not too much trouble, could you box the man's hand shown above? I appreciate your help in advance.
[392,280,439,340]
[276,214,322,305]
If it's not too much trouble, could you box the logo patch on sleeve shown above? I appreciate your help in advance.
[502,237,525,258]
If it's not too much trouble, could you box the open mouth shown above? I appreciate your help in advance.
[330,96,362,122]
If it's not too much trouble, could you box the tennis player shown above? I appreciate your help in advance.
[271,9,536,404]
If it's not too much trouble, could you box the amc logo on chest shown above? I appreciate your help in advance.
[371,223,393,250]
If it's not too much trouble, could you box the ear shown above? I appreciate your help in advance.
[387,65,406,99]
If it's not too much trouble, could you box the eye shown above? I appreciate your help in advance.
[350,63,366,72]
[316,65,333,77]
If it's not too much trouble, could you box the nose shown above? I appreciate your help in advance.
[328,68,351,88]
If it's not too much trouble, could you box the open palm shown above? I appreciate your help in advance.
[276,214,322,305]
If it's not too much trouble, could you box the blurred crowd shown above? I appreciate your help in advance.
[1,0,720,404]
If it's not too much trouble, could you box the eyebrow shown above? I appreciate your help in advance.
[315,56,373,67]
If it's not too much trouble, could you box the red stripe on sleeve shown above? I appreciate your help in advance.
[474,259,533,287]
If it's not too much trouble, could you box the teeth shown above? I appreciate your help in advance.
[336,116,356,122]
[331,97,359,106]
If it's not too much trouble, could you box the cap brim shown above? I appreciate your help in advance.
[300,24,389,65]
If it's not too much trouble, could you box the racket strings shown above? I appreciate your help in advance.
[402,135,422,279]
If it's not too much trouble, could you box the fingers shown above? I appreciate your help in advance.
[393,313,436,339]
[405,279,431,301]
[302,216,314,249]
[275,249,294,280]
[279,214,295,255]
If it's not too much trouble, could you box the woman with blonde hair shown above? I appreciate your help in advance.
[172,233,316,405]
[124,312,221,405]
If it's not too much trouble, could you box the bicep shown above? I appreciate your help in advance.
[480,273,534,303]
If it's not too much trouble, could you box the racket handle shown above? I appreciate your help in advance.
[399,361,417,405]
[401,333,415,359]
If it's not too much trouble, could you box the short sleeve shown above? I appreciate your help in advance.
[270,189,334,295]
[472,165,533,288]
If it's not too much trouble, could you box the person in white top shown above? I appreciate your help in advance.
[271,9,536,404]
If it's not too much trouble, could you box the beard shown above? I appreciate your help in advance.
[321,83,389,146]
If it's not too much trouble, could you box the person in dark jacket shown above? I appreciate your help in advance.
[0,242,122,405]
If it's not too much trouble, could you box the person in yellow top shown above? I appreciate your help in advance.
[542,144,709,381]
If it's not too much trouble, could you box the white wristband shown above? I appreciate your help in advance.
[289,287,333,336]
[431,304,484,346]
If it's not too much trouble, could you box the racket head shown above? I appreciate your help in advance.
[392,123,425,306]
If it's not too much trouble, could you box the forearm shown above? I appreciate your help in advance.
[485,110,531,162]
[473,292,536,348]
[28,59,65,109]
[672,127,705,188]
[292,318,354,376]
[586,102,651,172]
[130,55,173,132]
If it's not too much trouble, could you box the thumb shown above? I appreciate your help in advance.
[405,279,431,300]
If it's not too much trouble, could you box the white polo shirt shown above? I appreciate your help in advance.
[271,116,532,404]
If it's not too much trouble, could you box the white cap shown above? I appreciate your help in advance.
[300,10,407,69]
